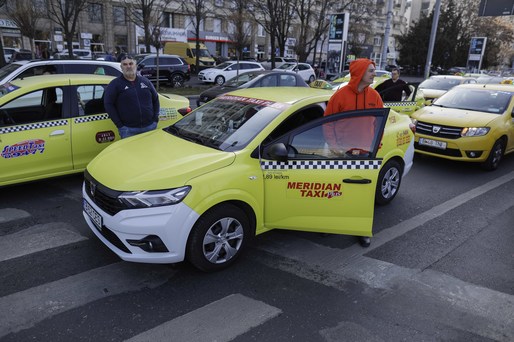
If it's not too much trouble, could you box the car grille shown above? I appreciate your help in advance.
[84,171,126,216]
[416,121,462,140]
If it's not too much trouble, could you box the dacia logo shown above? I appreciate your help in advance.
[432,125,441,133]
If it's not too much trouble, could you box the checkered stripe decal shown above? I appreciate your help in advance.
[0,120,68,134]
[385,101,417,107]
[74,114,109,124]
[261,160,382,170]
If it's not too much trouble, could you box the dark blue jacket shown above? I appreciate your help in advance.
[104,75,160,128]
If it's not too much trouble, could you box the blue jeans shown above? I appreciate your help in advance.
[118,122,157,139]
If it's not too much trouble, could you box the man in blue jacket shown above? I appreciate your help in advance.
[104,54,160,139]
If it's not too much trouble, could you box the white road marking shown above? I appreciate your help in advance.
[0,262,175,337]
[0,208,30,224]
[125,293,282,342]
[0,222,87,262]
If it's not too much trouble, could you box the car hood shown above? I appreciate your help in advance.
[418,88,447,98]
[87,129,235,191]
[412,106,497,127]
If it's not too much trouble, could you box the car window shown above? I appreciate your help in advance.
[259,75,278,87]
[0,87,64,126]
[62,64,121,76]
[77,84,107,116]
[279,74,297,86]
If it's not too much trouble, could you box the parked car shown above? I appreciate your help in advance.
[10,50,34,63]
[412,83,514,170]
[261,57,298,70]
[54,49,93,59]
[3,48,32,63]
[0,74,190,187]
[83,87,415,271]
[0,59,123,85]
[137,54,191,87]
[418,75,477,103]
[197,70,309,106]
[273,62,316,83]
[198,61,264,85]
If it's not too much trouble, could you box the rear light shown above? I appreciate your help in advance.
[178,107,192,116]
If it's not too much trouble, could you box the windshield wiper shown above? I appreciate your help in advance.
[431,103,446,108]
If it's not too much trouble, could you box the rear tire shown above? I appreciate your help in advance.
[481,139,504,171]
[375,160,403,205]
[308,75,315,83]
[170,73,185,87]
[186,204,250,272]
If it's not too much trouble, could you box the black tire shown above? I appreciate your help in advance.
[215,75,225,85]
[170,73,185,87]
[186,204,250,272]
[308,75,315,83]
[375,159,403,205]
[481,139,505,171]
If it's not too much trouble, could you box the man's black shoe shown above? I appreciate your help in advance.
[359,236,371,248]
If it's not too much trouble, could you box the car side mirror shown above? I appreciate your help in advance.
[266,143,288,162]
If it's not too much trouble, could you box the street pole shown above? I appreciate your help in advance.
[424,0,442,79]
[380,0,393,70]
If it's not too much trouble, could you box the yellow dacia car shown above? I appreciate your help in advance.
[412,84,514,170]
[0,74,189,186]
[83,87,415,271]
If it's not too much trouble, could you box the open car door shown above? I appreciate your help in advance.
[260,108,389,236]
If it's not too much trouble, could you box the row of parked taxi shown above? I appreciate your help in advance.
[0,58,512,272]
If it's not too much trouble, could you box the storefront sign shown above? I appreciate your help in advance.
[0,19,18,29]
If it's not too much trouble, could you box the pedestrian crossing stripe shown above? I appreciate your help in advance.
[260,160,382,170]
[0,120,68,134]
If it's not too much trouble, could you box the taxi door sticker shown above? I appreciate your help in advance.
[287,181,342,199]
[1,139,45,158]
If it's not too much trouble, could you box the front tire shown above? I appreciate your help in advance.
[215,75,225,85]
[481,139,505,171]
[375,160,403,205]
[308,75,315,83]
[186,204,250,272]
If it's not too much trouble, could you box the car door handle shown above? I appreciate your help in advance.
[50,130,65,136]
[343,178,371,184]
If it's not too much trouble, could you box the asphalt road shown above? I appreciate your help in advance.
[1,147,513,341]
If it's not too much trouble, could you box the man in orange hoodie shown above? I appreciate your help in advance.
[323,58,383,248]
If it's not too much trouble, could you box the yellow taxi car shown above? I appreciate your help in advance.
[83,87,415,271]
[0,74,189,186]
[418,75,477,104]
[411,84,514,170]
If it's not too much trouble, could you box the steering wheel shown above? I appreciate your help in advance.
[0,109,15,125]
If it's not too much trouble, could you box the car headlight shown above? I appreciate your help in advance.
[119,186,191,208]
[461,127,490,137]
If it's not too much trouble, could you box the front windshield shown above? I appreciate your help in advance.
[195,48,211,58]
[0,63,23,80]
[224,73,255,87]
[166,95,286,152]
[434,87,512,114]
[419,78,462,91]
[214,62,233,70]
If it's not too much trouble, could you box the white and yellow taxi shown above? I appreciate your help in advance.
[412,84,514,170]
[83,87,415,271]
[0,74,189,186]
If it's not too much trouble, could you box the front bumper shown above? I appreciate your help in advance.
[414,134,491,162]
[82,184,199,264]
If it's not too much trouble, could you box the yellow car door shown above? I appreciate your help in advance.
[71,84,119,170]
[261,108,389,236]
[0,87,72,185]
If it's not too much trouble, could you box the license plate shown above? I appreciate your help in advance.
[83,199,103,231]
[419,137,447,150]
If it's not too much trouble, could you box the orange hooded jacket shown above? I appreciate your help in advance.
[323,59,384,153]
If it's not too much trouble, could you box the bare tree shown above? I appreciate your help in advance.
[47,0,90,58]
[247,0,281,69]
[179,0,212,73]
[123,0,173,54]
[223,0,252,61]
[3,0,47,59]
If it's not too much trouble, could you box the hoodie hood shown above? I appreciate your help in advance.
[348,58,375,94]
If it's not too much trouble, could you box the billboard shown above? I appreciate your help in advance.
[478,0,514,16]
[467,37,487,70]
[327,13,349,74]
